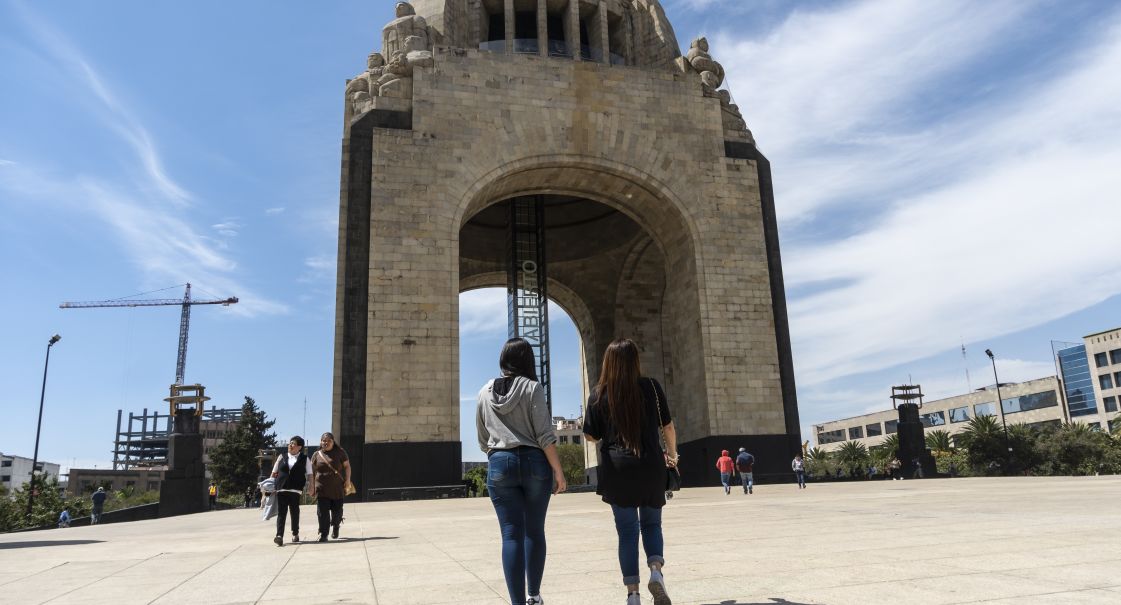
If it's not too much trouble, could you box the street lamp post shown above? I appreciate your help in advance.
[26,334,61,521]
[985,348,1013,473]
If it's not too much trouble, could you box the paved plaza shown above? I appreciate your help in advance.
[1,476,1120,604]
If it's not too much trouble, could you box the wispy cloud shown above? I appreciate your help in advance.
[0,159,15,166]
[304,255,335,273]
[14,4,191,206]
[704,0,1121,388]
[265,207,285,215]
[1,4,287,317]
[212,219,241,238]
[460,289,508,336]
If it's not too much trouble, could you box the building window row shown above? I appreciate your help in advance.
[921,411,946,427]
[949,406,970,423]
[817,428,845,444]
[1105,396,1118,413]
[848,426,863,440]
[1001,390,1058,414]
[479,1,628,65]
[866,422,882,437]
[1102,374,1115,390]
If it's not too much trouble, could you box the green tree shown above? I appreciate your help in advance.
[925,430,952,453]
[0,475,91,532]
[804,447,834,479]
[556,444,586,487]
[1035,422,1112,475]
[958,414,1005,474]
[208,396,278,497]
[464,466,487,497]
[836,441,869,477]
[873,434,900,458]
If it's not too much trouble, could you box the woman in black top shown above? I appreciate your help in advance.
[583,339,678,605]
[270,435,312,546]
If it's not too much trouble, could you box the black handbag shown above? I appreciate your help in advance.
[651,379,681,492]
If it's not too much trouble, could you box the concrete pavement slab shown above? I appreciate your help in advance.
[1,476,1120,604]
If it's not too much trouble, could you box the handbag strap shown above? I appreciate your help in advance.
[650,378,667,452]
[316,450,341,476]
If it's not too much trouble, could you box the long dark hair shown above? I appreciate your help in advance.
[499,337,538,381]
[593,338,644,455]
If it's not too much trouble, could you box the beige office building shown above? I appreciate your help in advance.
[814,377,1065,452]
[815,327,1121,451]
[1083,326,1121,432]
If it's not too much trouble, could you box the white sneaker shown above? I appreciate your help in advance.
[527,596,544,605]
[626,592,642,605]
[648,569,671,605]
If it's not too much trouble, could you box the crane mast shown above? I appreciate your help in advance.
[60,283,238,385]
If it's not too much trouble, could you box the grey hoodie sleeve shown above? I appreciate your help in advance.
[529,382,557,449]
[477,386,490,453]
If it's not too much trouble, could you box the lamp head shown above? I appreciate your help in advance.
[984,348,993,359]
[49,334,61,345]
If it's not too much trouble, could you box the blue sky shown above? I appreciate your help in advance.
[1,0,1118,471]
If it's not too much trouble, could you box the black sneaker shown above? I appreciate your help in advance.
[273,535,283,547]
[318,534,328,543]
[331,526,339,540]
[292,534,300,543]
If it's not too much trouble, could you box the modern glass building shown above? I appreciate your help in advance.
[1053,341,1099,418]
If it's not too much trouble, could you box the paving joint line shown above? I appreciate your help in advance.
[253,543,299,604]
[146,545,243,604]
[0,562,69,588]
[44,553,163,604]
[356,507,381,605]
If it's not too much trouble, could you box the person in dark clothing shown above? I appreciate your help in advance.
[311,432,351,542]
[583,338,677,605]
[735,448,755,494]
[90,487,108,524]
[271,435,312,546]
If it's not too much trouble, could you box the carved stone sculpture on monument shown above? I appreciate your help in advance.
[346,52,386,115]
[686,37,725,90]
[345,2,435,113]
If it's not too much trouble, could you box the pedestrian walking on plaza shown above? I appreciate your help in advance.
[271,435,313,546]
[58,509,70,528]
[716,450,735,494]
[735,448,755,494]
[312,432,352,542]
[244,485,254,508]
[890,457,903,480]
[583,338,678,605]
[208,482,218,510]
[477,337,567,605]
[792,455,806,489]
[90,487,107,524]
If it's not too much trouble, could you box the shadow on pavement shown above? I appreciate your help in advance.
[0,540,105,550]
[332,536,398,542]
[700,599,821,605]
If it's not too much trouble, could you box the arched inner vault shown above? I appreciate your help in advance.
[457,162,709,445]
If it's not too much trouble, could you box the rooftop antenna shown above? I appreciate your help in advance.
[961,339,973,392]
[303,397,308,439]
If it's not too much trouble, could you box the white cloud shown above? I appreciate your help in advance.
[211,220,240,238]
[701,0,1121,386]
[304,255,335,272]
[0,159,15,166]
[460,289,508,336]
[265,207,286,215]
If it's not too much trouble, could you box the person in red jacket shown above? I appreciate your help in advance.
[715,450,735,495]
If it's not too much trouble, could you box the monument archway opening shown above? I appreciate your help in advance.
[333,1,800,501]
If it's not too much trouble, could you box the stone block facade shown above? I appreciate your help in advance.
[333,1,800,495]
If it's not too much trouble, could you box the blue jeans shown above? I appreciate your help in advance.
[487,447,553,604]
[740,472,753,491]
[720,472,732,492]
[610,505,665,585]
[795,470,806,487]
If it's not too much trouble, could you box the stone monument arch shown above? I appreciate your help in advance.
[333,0,800,499]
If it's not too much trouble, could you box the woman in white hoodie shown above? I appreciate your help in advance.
[477,338,567,605]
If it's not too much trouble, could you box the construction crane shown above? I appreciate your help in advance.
[60,283,238,385]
